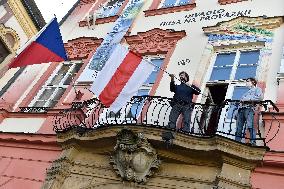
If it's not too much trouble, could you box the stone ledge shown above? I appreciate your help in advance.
[56,126,267,163]
[218,0,248,5]
[144,3,196,17]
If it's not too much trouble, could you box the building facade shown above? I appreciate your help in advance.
[0,0,284,188]
[0,0,61,189]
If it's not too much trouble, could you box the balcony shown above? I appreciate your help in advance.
[52,96,279,147]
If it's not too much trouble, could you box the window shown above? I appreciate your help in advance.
[144,58,164,85]
[160,0,192,8]
[128,89,150,118]
[210,53,235,81]
[97,0,124,18]
[210,50,260,81]
[30,61,83,108]
[206,50,261,139]
[235,51,259,80]
[0,40,10,64]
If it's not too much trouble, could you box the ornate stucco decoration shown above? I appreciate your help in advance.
[64,37,103,60]
[202,16,283,49]
[203,16,283,39]
[110,128,161,183]
[7,0,38,38]
[0,24,20,51]
[125,28,186,55]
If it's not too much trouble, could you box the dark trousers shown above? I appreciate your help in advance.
[235,108,256,144]
[168,103,192,132]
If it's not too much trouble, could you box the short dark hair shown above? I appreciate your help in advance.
[246,78,257,86]
[179,71,189,82]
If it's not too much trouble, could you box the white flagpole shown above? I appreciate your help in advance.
[143,57,207,97]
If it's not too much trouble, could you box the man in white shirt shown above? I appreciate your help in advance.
[235,78,263,145]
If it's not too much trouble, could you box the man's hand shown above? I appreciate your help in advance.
[169,74,175,81]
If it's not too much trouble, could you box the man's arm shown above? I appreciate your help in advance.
[169,74,176,92]
[242,87,263,101]
[191,84,201,95]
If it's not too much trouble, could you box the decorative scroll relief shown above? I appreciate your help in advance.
[202,17,282,47]
[110,128,161,183]
[233,24,273,37]
[125,28,186,55]
[64,37,103,60]
[203,17,283,33]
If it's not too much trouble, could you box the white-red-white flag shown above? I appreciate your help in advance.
[90,44,155,112]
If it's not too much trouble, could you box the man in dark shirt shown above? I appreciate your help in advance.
[167,71,201,132]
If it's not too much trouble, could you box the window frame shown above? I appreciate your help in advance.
[29,61,83,108]
[159,0,192,8]
[96,0,125,19]
[209,50,260,82]
[205,49,262,140]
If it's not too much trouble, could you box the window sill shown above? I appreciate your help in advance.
[79,15,119,27]
[144,3,196,17]
[218,0,248,5]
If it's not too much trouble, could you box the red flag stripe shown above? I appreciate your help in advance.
[9,42,64,68]
[99,51,142,107]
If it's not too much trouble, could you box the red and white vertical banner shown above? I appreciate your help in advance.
[90,44,155,112]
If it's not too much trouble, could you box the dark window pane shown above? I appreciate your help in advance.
[239,51,260,65]
[38,88,55,100]
[215,53,236,66]
[99,0,124,18]
[108,110,121,118]
[53,88,66,101]
[49,64,72,85]
[73,63,83,73]
[58,64,72,75]
[63,74,73,85]
[210,67,232,81]
[234,65,257,80]
[34,101,46,107]
[0,40,10,63]
[49,74,65,85]
[106,0,124,6]
[49,101,58,108]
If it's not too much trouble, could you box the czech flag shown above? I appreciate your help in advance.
[90,44,155,112]
[9,17,67,68]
